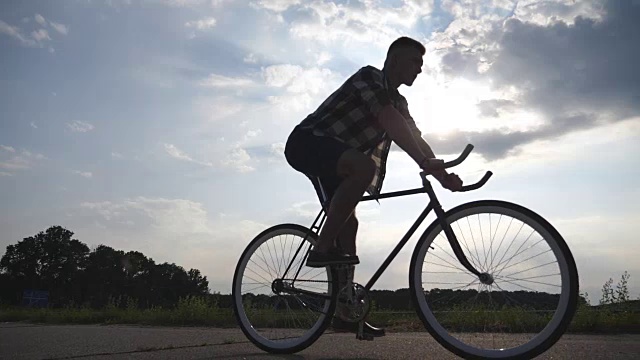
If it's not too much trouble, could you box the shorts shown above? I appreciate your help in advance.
[284,126,352,208]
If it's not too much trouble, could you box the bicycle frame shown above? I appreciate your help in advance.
[281,144,493,293]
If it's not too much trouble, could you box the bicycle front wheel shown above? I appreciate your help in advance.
[409,200,578,360]
[232,224,338,354]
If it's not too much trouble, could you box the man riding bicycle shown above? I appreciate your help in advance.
[284,36,463,337]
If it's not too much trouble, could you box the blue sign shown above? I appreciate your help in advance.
[22,289,49,307]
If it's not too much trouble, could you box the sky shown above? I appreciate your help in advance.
[1,0,639,302]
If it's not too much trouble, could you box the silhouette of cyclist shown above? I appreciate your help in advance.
[284,36,463,336]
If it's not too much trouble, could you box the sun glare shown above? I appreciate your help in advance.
[406,77,545,135]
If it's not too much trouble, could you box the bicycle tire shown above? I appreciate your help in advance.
[232,224,338,354]
[409,200,579,359]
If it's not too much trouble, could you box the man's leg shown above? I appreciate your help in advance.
[314,149,375,253]
[332,211,386,337]
[335,212,357,320]
[337,212,358,255]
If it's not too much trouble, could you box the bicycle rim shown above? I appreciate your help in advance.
[410,200,578,359]
[232,224,337,354]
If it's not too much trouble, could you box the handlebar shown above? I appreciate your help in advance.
[419,144,493,192]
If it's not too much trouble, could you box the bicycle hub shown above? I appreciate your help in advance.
[478,273,494,285]
[271,278,284,294]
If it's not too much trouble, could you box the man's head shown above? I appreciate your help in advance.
[384,36,425,87]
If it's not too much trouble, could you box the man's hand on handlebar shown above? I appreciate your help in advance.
[419,158,463,192]
[438,172,463,191]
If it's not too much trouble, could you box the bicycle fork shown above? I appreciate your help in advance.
[423,179,493,285]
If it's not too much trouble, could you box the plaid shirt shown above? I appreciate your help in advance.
[298,65,422,197]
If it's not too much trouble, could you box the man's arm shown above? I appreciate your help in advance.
[413,133,448,181]
[377,104,462,190]
[397,100,450,181]
[376,104,430,167]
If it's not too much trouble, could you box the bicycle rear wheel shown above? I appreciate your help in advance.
[409,200,578,359]
[232,224,338,354]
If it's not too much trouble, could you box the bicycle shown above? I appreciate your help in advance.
[232,144,579,359]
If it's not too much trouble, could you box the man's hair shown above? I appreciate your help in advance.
[386,36,426,59]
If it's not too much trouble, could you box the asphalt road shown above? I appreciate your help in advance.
[1,323,638,359]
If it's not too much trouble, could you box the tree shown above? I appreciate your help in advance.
[0,226,89,306]
[83,245,128,308]
[1,225,211,308]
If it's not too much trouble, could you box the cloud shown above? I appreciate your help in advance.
[286,0,434,46]
[262,64,342,111]
[222,145,254,173]
[193,95,246,123]
[211,0,233,7]
[488,2,640,120]
[74,170,93,178]
[157,0,209,6]
[0,20,37,47]
[35,14,46,26]
[270,142,284,156]
[316,51,331,66]
[31,29,51,42]
[198,73,255,88]
[0,147,46,174]
[0,16,65,47]
[252,0,301,12]
[164,140,256,173]
[0,145,16,153]
[66,121,95,133]
[243,53,258,64]
[185,17,217,30]
[80,197,215,235]
[76,197,267,292]
[164,143,213,167]
[476,99,517,118]
[111,0,231,8]
[512,0,606,26]
[50,22,69,35]
[30,122,38,129]
[433,0,640,160]
[111,152,123,159]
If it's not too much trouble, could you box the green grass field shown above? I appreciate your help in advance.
[1,296,638,333]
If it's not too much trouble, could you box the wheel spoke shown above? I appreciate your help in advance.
[491,221,526,274]
[489,216,514,271]
[258,246,277,281]
[495,246,551,277]
[466,216,484,272]
[245,262,275,285]
[496,275,561,288]
[427,252,472,275]
[479,214,489,271]
[455,221,484,269]
[434,235,477,270]
[501,260,558,278]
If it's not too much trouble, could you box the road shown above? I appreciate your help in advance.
[1,323,638,359]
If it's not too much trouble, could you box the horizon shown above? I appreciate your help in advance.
[1,0,639,302]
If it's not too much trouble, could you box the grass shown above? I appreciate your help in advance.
[1,297,638,334]
[0,296,236,327]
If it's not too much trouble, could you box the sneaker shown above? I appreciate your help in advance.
[332,317,386,337]
[306,250,359,268]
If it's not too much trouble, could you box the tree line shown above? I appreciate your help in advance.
[0,226,209,308]
[2,225,625,311]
